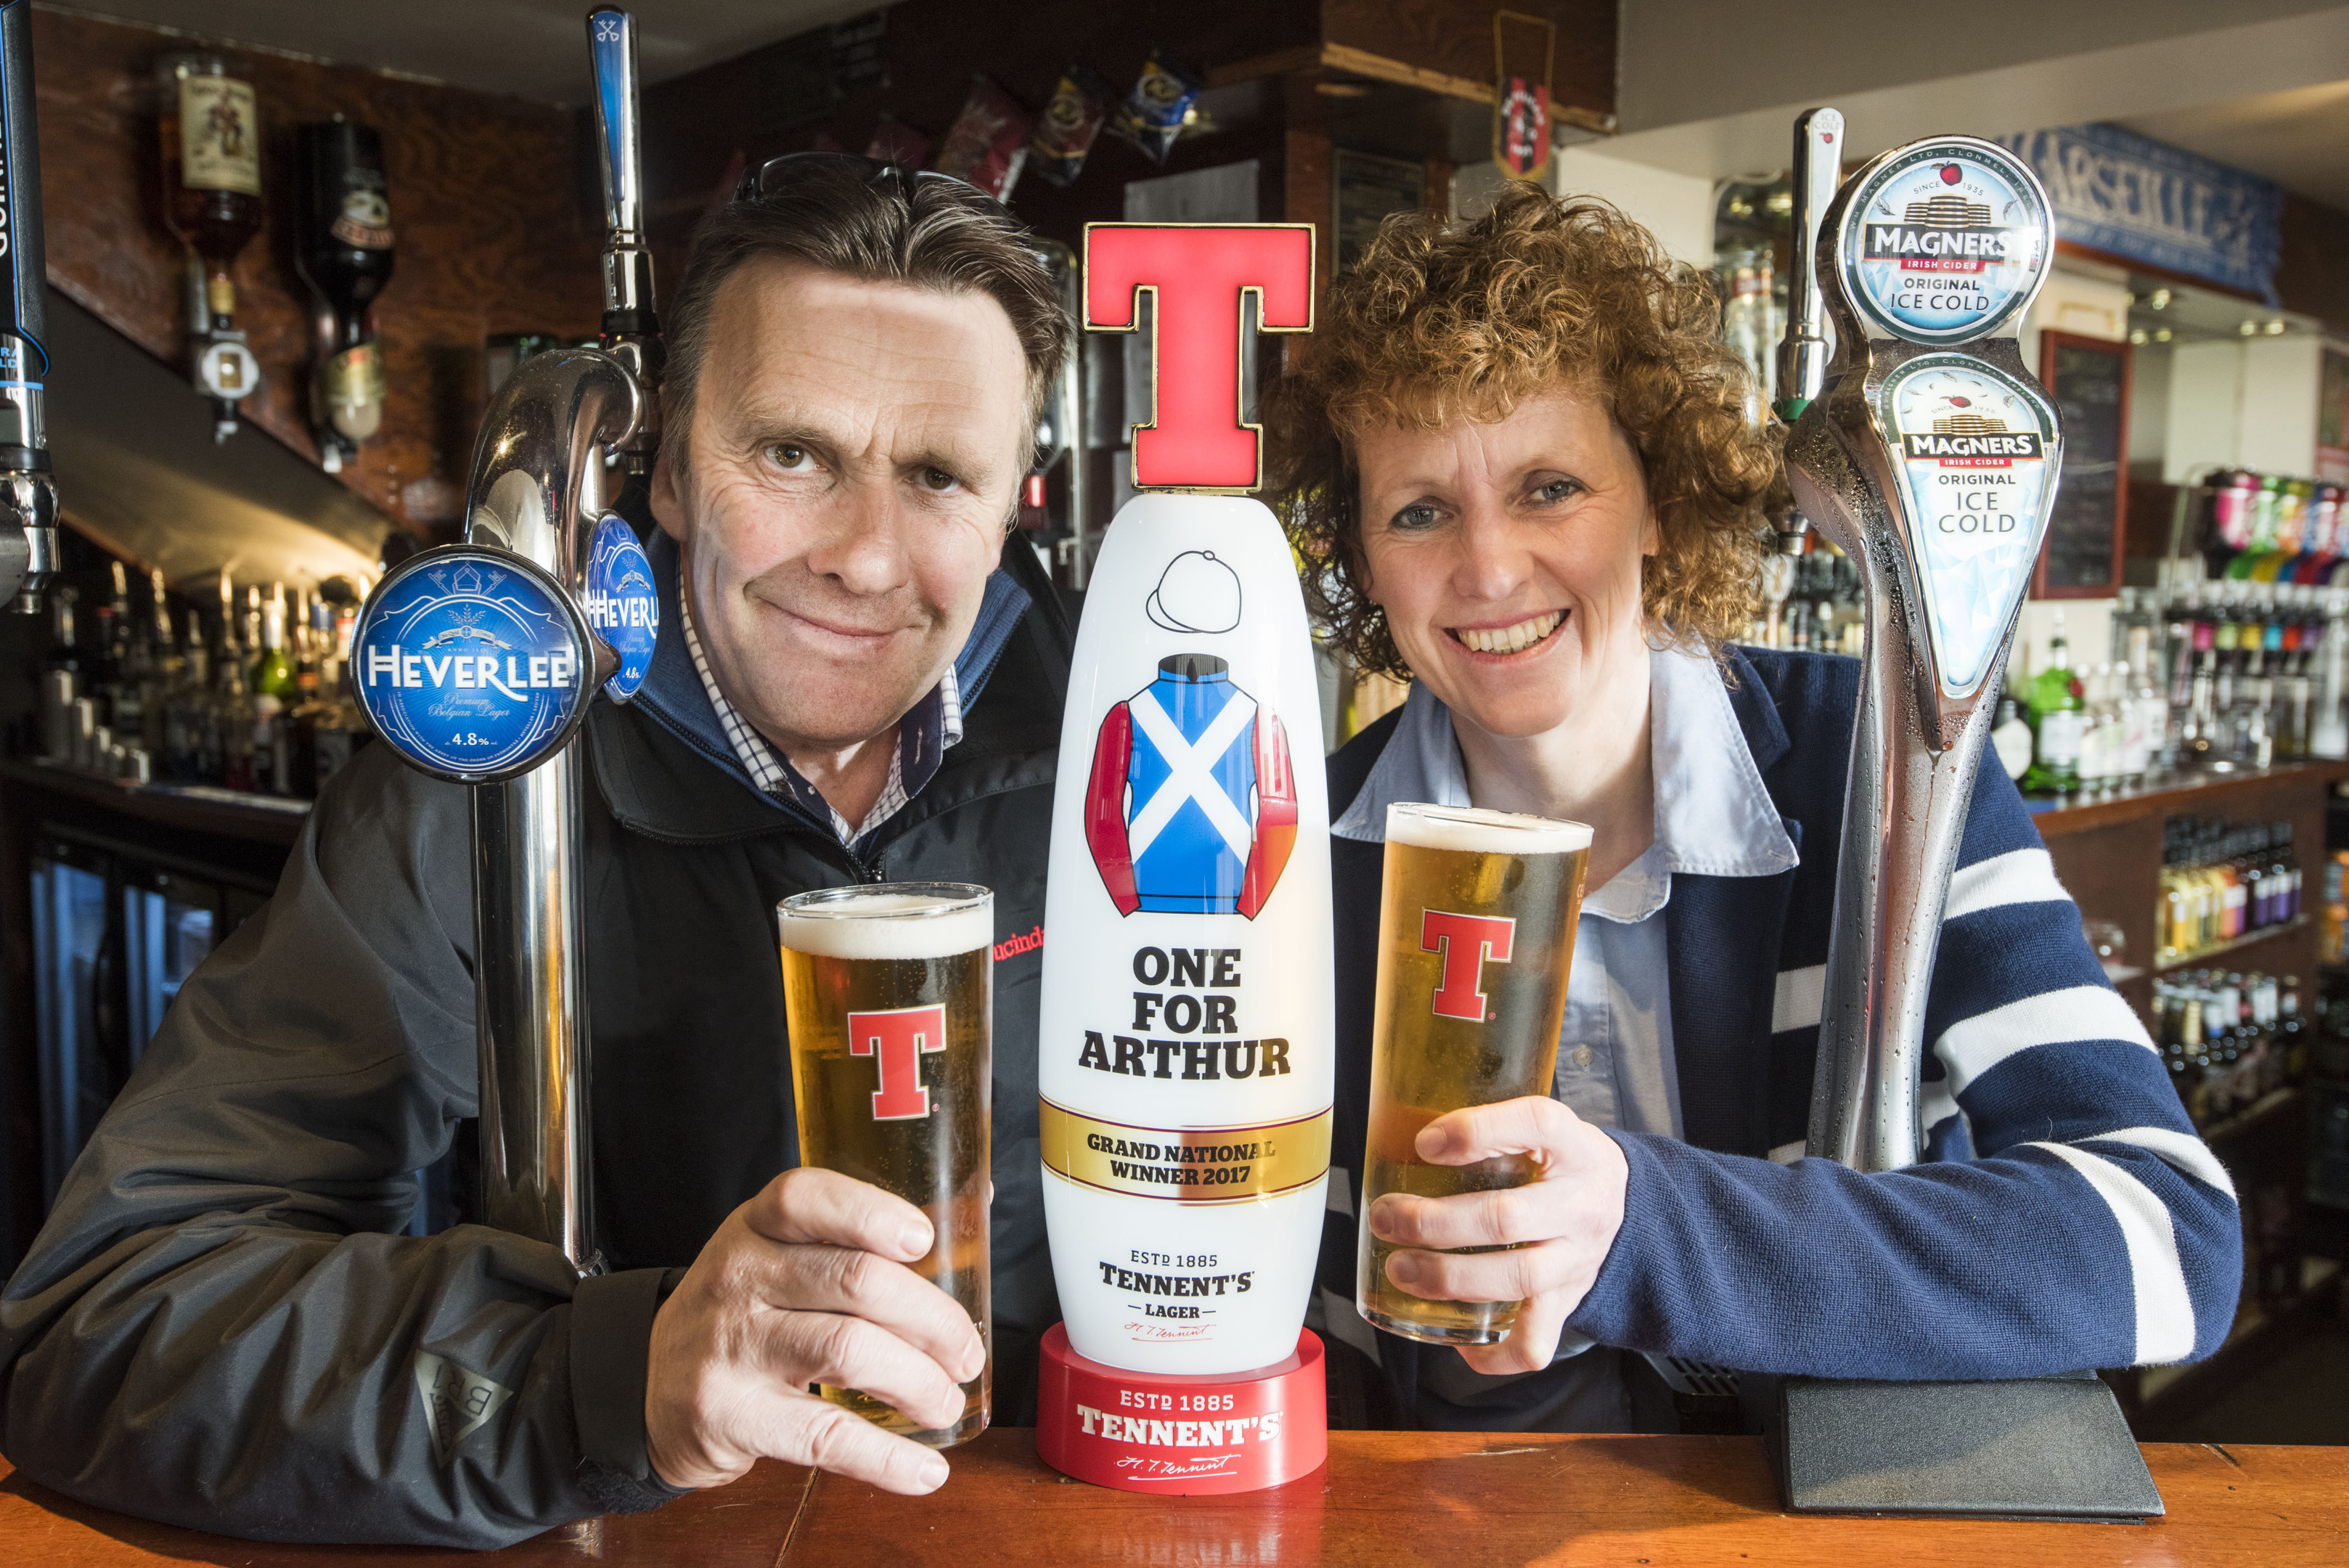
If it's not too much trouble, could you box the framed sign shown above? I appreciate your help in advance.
[2033,331,2131,597]
[1332,150,1424,274]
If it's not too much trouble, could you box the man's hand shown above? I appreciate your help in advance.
[1365,1096,1628,1375]
[645,1167,984,1495]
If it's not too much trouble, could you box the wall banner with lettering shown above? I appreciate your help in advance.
[2001,123,2282,303]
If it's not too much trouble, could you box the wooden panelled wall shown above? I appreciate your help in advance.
[31,10,602,540]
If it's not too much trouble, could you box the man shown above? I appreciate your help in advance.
[1,158,1073,1546]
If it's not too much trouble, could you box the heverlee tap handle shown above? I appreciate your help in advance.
[1775,107,1842,422]
[587,8,642,250]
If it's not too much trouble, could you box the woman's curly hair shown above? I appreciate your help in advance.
[1265,184,1784,680]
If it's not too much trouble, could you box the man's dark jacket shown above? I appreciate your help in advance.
[0,528,1071,1546]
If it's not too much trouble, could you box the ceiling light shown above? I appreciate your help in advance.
[2241,321,2260,336]
[2265,319,2286,335]
[2154,328,2172,343]
[2149,289,2171,311]
[2129,329,2148,345]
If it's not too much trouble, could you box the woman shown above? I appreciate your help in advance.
[1268,185,2237,1432]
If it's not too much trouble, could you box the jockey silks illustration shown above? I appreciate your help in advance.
[1084,552,1299,919]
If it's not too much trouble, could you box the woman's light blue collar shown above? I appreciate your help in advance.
[1331,642,1798,923]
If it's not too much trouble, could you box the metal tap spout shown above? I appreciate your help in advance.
[459,348,640,1275]
[1770,107,1843,560]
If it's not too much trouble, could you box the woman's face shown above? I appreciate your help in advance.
[1355,387,1659,739]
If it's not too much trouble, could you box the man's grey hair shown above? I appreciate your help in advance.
[660,161,1070,483]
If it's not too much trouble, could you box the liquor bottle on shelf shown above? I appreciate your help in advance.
[162,601,206,780]
[2023,613,2085,794]
[2279,977,2308,1086]
[102,560,148,755]
[213,578,253,791]
[250,582,296,794]
[37,586,81,761]
[1990,695,2032,782]
[158,53,264,443]
[294,118,396,473]
[143,568,178,756]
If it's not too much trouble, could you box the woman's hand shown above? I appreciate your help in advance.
[1365,1096,1629,1375]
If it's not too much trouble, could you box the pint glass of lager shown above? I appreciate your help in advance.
[777,882,994,1446]
[1357,804,1590,1345]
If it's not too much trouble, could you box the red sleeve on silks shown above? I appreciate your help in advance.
[1238,706,1297,920]
[1085,702,1140,915]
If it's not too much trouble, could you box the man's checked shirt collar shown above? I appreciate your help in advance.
[679,587,963,847]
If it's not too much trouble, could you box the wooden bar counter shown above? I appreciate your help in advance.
[3,1428,2343,1565]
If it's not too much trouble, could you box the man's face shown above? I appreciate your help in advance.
[650,258,1031,751]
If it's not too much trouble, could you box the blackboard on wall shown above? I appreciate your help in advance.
[2035,331,2131,597]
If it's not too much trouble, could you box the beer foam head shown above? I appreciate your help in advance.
[777,886,994,960]
[1385,802,1593,856]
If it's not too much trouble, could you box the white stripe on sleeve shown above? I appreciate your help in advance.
[1919,1079,1961,1135]
[1945,847,2072,921]
[1772,964,1825,1034]
[2033,1141,2196,1364]
[1935,986,2155,1099]
[2084,1125,2237,1199]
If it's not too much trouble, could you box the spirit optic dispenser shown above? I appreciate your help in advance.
[1778,125,2162,1519]
[1034,222,1332,1493]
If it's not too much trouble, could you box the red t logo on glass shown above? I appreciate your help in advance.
[1421,910,1516,1021]
[1084,224,1315,491]
[848,1005,947,1120]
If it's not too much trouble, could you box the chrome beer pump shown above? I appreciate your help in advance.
[1774,119,2160,1517]
[348,8,663,1273]
[0,0,57,615]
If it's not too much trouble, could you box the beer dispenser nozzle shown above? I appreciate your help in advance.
[341,7,666,1275]
[588,7,662,475]
[0,0,57,614]
[1775,126,2162,1522]
[1768,107,1841,559]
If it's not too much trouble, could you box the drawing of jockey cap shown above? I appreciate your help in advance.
[1145,550,1243,634]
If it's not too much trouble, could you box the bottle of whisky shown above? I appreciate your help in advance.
[158,53,264,442]
[294,118,396,472]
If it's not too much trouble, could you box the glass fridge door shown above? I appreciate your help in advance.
[123,874,220,1066]
[30,843,117,1208]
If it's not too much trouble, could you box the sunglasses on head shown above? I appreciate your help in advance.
[733,150,1012,221]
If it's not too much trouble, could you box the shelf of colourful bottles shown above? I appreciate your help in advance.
[2150,966,2309,1134]
[2200,470,2349,583]
[2157,814,2306,968]
[30,556,369,814]
[2011,563,2349,803]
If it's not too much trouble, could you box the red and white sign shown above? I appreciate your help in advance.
[1084,224,1315,492]
[847,1005,946,1120]
[1421,909,1515,1021]
[1036,1323,1326,1494]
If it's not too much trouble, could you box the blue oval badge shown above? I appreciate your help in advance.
[353,546,594,782]
[1836,139,2051,346]
[582,513,659,701]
